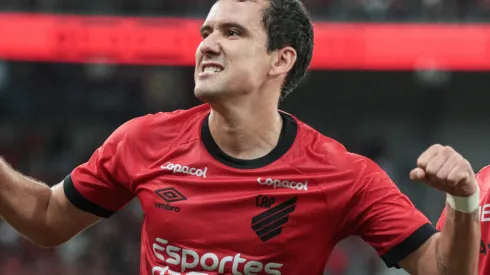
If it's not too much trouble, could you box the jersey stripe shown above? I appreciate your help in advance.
[63,175,114,218]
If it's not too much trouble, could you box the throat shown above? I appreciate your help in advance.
[201,108,298,169]
[219,139,278,160]
[208,111,283,160]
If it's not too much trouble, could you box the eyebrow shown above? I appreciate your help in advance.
[200,22,250,36]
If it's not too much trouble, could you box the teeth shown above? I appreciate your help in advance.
[203,66,223,73]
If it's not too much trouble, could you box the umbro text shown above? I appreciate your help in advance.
[154,202,180,212]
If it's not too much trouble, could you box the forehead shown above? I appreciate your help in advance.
[204,0,266,31]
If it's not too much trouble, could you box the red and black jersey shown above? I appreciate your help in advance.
[64,104,437,275]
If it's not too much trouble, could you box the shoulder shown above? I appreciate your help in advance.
[293,117,382,178]
[476,165,490,192]
[107,104,210,148]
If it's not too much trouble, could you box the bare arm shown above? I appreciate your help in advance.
[436,206,479,275]
[399,145,480,275]
[399,206,479,275]
[0,158,101,248]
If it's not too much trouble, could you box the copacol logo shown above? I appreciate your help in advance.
[161,162,208,178]
[154,188,187,212]
[257,177,308,191]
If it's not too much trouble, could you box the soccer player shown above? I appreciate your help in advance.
[0,0,480,274]
[437,165,489,274]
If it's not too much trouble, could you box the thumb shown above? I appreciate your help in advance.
[410,168,427,181]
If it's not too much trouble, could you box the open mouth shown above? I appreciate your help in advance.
[201,63,224,74]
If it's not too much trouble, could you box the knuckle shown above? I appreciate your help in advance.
[443,146,454,155]
[425,165,438,175]
[452,153,463,160]
[417,155,427,167]
[430,144,443,152]
[456,160,467,170]
[435,171,446,180]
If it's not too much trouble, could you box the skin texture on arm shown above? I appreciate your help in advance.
[399,145,480,275]
[399,206,479,275]
[0,158,101,248]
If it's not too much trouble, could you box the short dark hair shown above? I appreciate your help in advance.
[261,0,314,100]
[226,0,314,100]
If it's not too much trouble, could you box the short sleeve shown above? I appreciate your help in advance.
[436,207,447,230]
[63,119,139,218]
[348,159,438,268]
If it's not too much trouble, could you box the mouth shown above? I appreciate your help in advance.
[199,63,225,77]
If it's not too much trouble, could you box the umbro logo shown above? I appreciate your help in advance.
[154,188,187,213]
[251,197,298,242]
[156,188,187,203]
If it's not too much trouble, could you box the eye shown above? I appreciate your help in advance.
[201,31,210,39]
[226,30,241,37]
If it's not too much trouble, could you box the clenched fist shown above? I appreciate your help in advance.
[410,144,478,197]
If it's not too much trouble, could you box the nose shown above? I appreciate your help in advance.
[199,33,221,57]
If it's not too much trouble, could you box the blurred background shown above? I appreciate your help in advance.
[0,0,489,275]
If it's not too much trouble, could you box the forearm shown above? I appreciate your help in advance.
[0,158,57,247]
[437,204,480,275]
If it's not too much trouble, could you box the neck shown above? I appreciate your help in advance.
[208,101,283,160]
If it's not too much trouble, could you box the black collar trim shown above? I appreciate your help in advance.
[201,112,298,169]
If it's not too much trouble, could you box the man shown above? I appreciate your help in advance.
[437,165,489,274]
[0,0,480,274]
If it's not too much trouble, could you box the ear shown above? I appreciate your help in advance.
[269,46,297,78]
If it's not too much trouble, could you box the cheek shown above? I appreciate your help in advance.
[249,48,271,72]
[194,51,200,73]
[228,45,270,79]
[231,60,267,84]
[195,42,204,62]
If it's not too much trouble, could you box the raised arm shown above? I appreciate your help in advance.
[399,144,479,275]
[339,144,478,275]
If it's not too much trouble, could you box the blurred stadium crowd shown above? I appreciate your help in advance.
[0,1,489,275]
[0,0,489,21]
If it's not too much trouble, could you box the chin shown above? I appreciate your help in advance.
[194,86,222,102]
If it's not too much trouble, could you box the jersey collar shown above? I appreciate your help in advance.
[200,112,298,169]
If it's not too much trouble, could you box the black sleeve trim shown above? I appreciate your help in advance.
[381,222,439,268]
[63,175,114,218]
